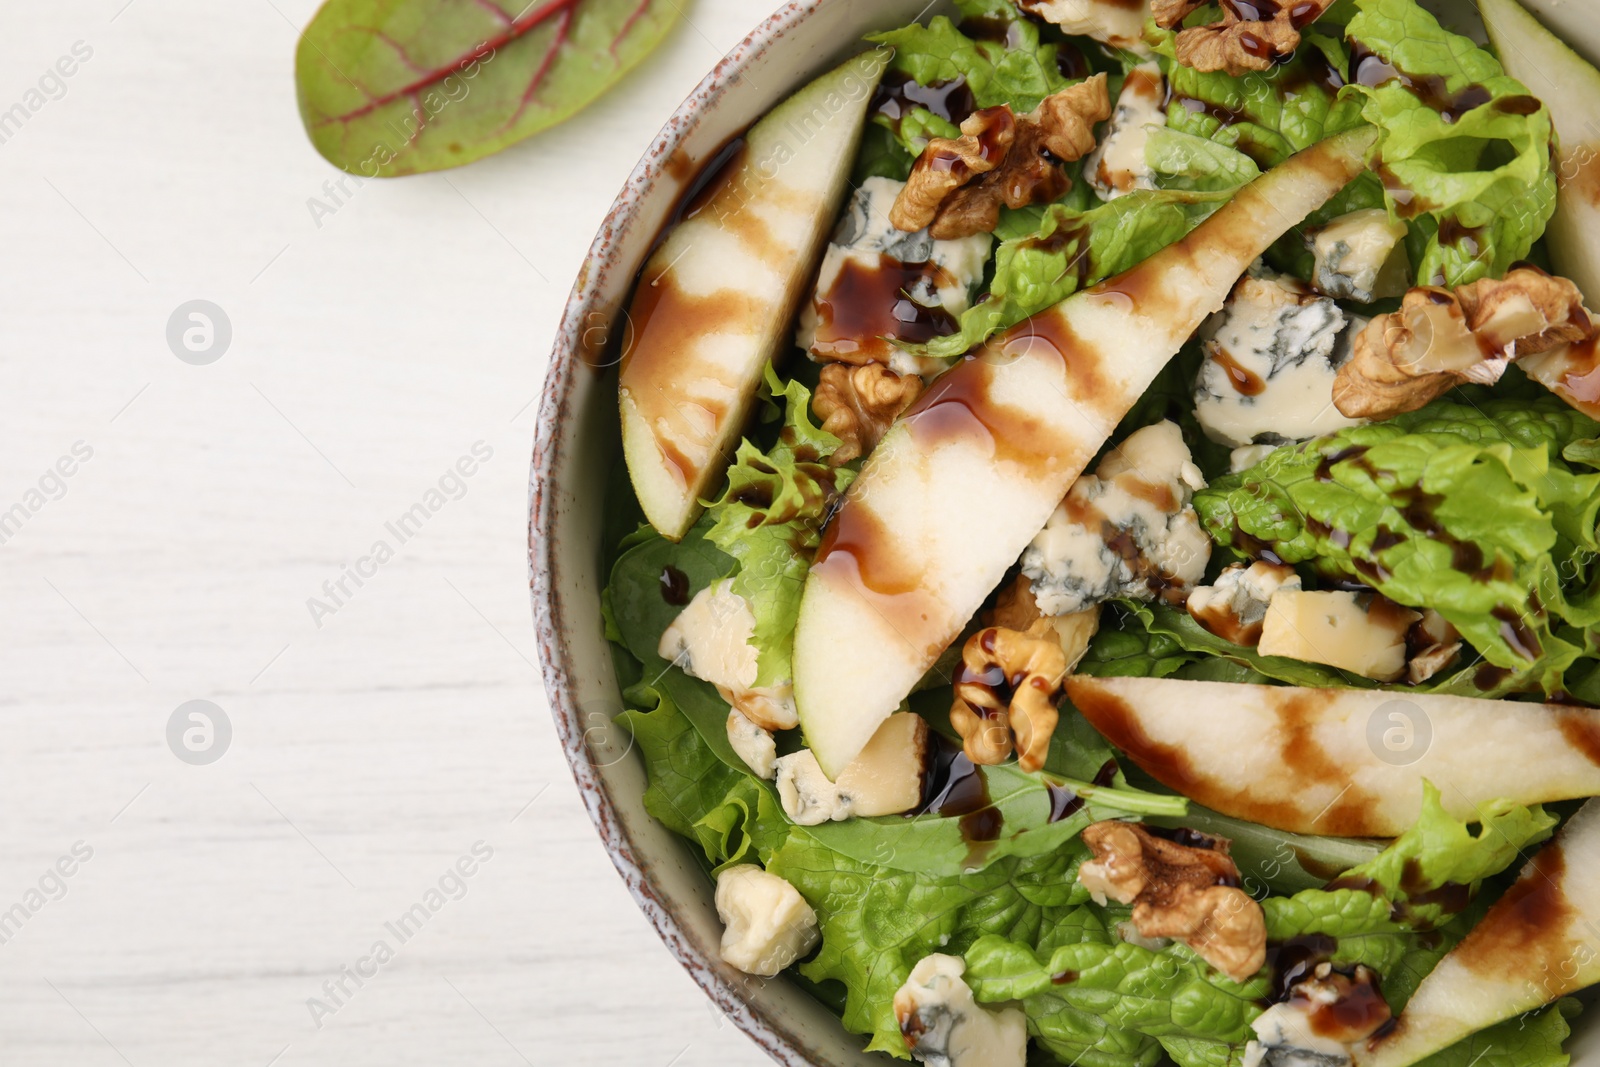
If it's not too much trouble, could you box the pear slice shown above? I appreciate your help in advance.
[791,127,1379,778]
[1481,0,1600,304]
[1353,799,1600,1067]
[619,51,886,540]
[1066,675,1600,837]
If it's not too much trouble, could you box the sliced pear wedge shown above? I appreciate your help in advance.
[619,51,886,540]
[1353,799,1600,1067]
[1066,675,1600,837]
[1482,0,1600,304]
[792,127,1379,778]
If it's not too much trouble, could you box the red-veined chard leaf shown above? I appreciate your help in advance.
[295,0,680,177]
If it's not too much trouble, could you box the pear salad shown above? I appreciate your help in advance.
[598,1,1600,1064]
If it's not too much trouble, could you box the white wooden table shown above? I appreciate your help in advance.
[0,2,771,1063]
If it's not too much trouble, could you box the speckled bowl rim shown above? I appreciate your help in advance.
[530,3,832,1063]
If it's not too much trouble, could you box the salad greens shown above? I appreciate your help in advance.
[597,0,1600,1064]
[1194,399,1600,695]
[868,13,1080,154]
[619,668,1559,1063]
[1263,782,1556,936]
[703,369,852,688]
[1153,20,1365,169]
[295,0,679,177]
[909,190,1231,360]
[1342,0,1558,285]
[1148,0,1557,287]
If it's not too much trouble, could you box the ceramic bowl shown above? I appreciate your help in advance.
[531,3,1600,1064]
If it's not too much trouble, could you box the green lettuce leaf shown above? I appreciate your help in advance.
[1265,782,1555,938]
[906,189,1230,359]
[1146,126,1260,191]
[1154,24,1365,168]
[962,931,1262,1066]
[867,14,1076,155]
[703,368,853,686]
[1194,398,1600,695]
[1343,0,1558,285]
[768,828,1097,1057]
[619,684,790,871]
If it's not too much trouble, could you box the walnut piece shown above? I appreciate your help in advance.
[1079,821,1266,982]
[891,76,1112,240]
[1151,0,1205,27]
[1159,0,1336,75]
[813,362,923,466]
[986,574,1046,632]
[1407,609,1462,686]
[1333,267,1596,419]
[949,624,1068,772]
[890,106,1015,234]
[985,576,1103,673]
[1023,0,1150,50]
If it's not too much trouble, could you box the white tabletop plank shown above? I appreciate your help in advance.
[0,1,776,1063]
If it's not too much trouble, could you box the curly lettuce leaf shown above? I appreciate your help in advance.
[703,369,852,687]
[1194,398,1600,695]
[907,189,1230,359]
[768,828,1096,1057]
[1154,24,1365,168]
[618,685,790,871]
[1265,782,1555,939]
[1343,0,1558,285]
[962,932,1262,1066]
[867,14,1076,155]
[1334,782,1555,919]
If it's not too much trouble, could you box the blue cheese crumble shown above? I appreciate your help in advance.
[1021,421,1211,616]
[1193,269,1368,448]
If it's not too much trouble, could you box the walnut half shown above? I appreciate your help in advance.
[1332,267,1595,419]
[891,76,1111,240]
[1080,821,1266,982]
[1157,0,1336,75]
[949,624,1068,773]
[813,363,922,467]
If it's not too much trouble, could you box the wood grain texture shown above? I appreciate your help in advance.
[0,1,769,1063]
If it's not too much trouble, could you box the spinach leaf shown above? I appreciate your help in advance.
[808,762,1185,878]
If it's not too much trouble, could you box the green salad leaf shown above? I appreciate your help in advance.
[703,368,853,687]
[769,829,1093,1057]
[296,0,679,177]
[1154,24,1365,169]
[1343,0,1558,285]
[867,14,1077,154]
[905,189,1230,359]
[620,685,790,872]
[1194,398,1600,695]
[963,933,1261,1066]
[809,760,1186,878]
[1144,804,1386,895]
[1264,783,1555,938]
[1146,127,1260,192]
